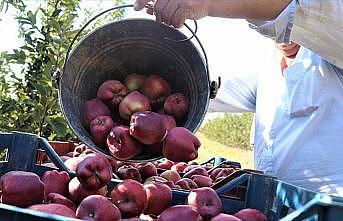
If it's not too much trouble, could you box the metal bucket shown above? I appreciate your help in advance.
[58,5,219,161]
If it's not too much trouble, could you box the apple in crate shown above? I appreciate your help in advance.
[157,205,202,221]
[28,203,76,218]
[76,195,121,221]
[0,171,44,207]
[42,170,70,198]
[111,179,147,218]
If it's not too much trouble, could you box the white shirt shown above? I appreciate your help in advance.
[208,0,343,196]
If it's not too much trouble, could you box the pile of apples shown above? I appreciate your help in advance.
[81,73,200,162]
[1,153,267,220]
[41,142,240,191]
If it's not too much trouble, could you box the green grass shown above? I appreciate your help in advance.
[195,132,254,169]
[200,113,254,150]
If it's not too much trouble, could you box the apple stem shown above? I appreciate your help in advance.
[89,212,95,217]
[98,119,104,126]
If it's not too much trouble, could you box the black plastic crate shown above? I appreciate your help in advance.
[1,132,343,221]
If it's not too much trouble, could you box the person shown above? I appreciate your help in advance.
[133,0,343,196]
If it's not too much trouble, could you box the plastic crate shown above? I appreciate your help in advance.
[1,132,343,221]
[171,171,343,220]
[0,132,122,220]
[200,156,240,168]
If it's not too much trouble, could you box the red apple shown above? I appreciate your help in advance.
[90,115,115,147]
[97,80,127,107]
[139,74,171,108]
[171,162,188,173]
[144,183,172,216]
[42,170,70,198]
[76,153,113,190]
[28,204,76,218]
[165,180,179,189]
[188,161,199,166]
[210,168,236,181]
[191,175,213,187]
[186,187,222,220]
[212,214,242,221]
[137,162,158,181]
[111,179,147,218]
[160,114,177,131]
[164,93,189,119]
[130,111,167,145]
[119,91,151,120]
[68,177,107,204]
[157,205,202,221]
[234,208,267,221]
[144,176,168,185]
[64,157,82,171]
[0,171,44,207]
[183,167,209,179]
[158,159,174,170]
[116,165,142,183]
[76,195,121,221]
[107,125,143,160]
[46,193,76,212]
[175,178,198,190]
[163,127,200,162]
[183,165,201,173]
[125,73,146,92]
[82,98,111,129]
[160,170,181,183]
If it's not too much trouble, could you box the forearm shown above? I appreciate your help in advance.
[206,0,293,20]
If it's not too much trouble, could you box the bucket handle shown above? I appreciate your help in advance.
[52,4,220,99]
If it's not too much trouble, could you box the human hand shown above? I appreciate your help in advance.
[134,0,209,28]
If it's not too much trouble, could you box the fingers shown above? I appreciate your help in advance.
[134,0,151,11]
[154,0,171,23]
[162,0,179,26]
[135,0,186,28]
[171,8,186,28]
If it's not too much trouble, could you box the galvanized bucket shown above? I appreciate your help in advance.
[56,4,220,161]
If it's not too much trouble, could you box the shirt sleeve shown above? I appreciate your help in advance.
[248,0,343,69]
[207,73,258,113]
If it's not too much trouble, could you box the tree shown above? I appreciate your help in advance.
[0,0,124,140]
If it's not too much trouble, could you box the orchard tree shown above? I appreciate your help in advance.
[0,0,124,140]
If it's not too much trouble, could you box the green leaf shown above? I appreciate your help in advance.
[49,116,67,135]
[52,36,61,44]
[32,82,47,97]
[27,10,36,25]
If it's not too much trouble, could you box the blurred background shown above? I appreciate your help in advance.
[0,0,279,168]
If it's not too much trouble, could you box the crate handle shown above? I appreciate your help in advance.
[38,138,71,172]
